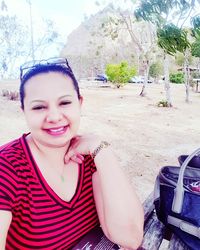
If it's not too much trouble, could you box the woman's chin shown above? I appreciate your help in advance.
[37,134,73,148]
[43,140,71,148]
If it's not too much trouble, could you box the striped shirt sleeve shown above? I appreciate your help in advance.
[84,155,97,174]
[0,154,18,211]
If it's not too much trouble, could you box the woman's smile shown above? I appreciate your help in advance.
[43,125,69,136]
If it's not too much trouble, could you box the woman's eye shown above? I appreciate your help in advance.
[32,106,46,110]
[60,101,71,106]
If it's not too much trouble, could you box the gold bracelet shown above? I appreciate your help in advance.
[91,141,110,159]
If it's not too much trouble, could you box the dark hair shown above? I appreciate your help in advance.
[20,64,81,109]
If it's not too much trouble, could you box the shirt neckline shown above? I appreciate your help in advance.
[21,133,84,209]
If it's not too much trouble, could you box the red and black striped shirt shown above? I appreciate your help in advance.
[0,134,99,249]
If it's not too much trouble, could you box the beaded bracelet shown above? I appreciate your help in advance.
[91,141,111,159]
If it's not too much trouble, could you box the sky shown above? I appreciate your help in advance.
[5,0,199,42]
[3,0,200,64]
[5,0,110,42]
[1,0,132,76]
[3,0,118,59]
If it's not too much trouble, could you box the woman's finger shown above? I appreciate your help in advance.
[76,154,84,161]
[64,149,75,164]
[70,155,83,164]
[70,135,81,146]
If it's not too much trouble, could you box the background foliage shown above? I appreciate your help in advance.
[106,61,136,87]
[169,72,185,83]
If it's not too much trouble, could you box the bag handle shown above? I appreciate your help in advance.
[172,148,200,213]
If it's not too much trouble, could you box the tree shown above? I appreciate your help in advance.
[1,0,7,11]
[106,61,136,88]
[98,3,157,96]
[135,0,197,105]
[0,14,28,78]
[157,24,190,103]
[191,40,200,57]
[191,15,200,73]
[0,1,60,78]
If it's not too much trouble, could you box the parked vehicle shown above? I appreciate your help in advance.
[95,74,108,82]
[129,76,144,83]
[129,76,153,84]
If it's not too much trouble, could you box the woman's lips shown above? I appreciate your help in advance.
[44,126,68,136]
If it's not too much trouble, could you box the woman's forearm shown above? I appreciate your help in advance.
[93,147,144,249]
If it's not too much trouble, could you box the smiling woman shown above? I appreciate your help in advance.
[0,57,144,250]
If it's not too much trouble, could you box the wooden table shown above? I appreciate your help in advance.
[138,193,189,250]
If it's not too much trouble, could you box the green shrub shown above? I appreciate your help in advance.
[157,100,170,107]
[106,61,136,88]
[169,72,184,84]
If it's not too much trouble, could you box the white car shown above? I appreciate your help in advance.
[129,76,153,84]
[129,76,144,83]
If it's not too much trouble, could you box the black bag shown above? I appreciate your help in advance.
[178,154,200,168]
[154,148,200,250]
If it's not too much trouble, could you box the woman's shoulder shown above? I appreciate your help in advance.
[0,134,24,159]
[0,135,27,187]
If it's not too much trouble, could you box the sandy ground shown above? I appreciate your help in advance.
[0,80,200,202]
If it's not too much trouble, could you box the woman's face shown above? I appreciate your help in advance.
[23,72,82,148]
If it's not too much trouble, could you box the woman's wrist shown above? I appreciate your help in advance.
[90,141,111,159]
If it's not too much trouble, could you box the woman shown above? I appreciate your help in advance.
[0,58,144,249]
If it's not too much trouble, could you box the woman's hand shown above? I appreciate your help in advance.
[64,134,101,164]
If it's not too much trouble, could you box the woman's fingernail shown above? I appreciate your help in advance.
[77,154,84,160]
[77,156,84,163]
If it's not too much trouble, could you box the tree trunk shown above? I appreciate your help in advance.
[140,59,150,97]
[184,49,190,103]
[139,84,146,96]
[163,53,172,107]
[198,58,200,73]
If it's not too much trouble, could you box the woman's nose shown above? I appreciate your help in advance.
[46,108,63,123]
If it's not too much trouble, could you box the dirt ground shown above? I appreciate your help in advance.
[0,80,200,202]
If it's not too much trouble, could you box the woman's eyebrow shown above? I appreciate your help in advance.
[30,100,45,104]
[30,95,73,104]
[59,95,73,99]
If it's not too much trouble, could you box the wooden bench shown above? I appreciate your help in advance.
[139,192,189,250]
[73,192,190,249]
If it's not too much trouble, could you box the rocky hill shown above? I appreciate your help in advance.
[60,5,157,79]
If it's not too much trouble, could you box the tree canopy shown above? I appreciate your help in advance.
[0,0,60,78]
[157,24,190,55]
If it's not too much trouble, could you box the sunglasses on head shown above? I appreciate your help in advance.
[20,57,73,81]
